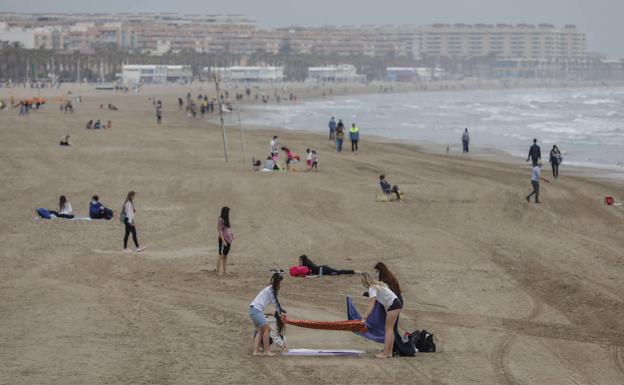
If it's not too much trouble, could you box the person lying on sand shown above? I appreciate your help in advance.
[298,255,358,276]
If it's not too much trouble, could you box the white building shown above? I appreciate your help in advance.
[306,65,365,82]
[205,66,285,82]
[0,22,35,48]
[121,65,193,84]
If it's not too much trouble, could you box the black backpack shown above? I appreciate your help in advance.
[411,330,436,353]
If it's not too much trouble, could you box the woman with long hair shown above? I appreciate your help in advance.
[549,145,562,179]
[217,207,234,275]
[48,195,74,219]
[360,272,402,358]
[298,255,357,276]
[122,191,144,252]
[374,262,403,304]
[249,273,285,356]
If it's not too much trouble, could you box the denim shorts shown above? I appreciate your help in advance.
[249,306,267,328]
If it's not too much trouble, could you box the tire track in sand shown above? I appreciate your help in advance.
[610,347,624,381]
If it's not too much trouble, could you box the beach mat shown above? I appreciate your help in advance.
[282,349,365,356]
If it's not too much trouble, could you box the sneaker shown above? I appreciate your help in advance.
[136,247,146,252]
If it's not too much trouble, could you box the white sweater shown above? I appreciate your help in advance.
[60,203,73,215]
[124,201,134,223]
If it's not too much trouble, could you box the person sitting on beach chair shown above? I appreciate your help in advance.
[59,135,71,146]
[379,174,402,201]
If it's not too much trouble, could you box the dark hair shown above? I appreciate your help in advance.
[220,206,230,228]
[533,138,537,143]
[59,195,67,211]
[374,262,402,296]
[281,146,289,151]
[379,174,386,180]
[124,191,135,204]
[271,272,283,302]
[92,195,99,201]
[298,255,318,269]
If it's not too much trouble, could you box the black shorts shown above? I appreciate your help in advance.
[387,298,403,311]
[219,238,231,256]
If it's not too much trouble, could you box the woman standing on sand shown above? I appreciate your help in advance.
[360,272,402,359]
[217,207,234,275]
[549,145,562,179]
[122,191,145,253]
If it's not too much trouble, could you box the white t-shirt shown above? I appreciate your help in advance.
[124,201,135,223]
[250,285,279,312]
[60,202,73,215]
[368,285,398,309]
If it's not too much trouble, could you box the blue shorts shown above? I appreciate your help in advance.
[249,306,267,328]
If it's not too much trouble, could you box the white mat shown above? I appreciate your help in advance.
[282,349,365,356]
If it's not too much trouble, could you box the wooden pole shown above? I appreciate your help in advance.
[213,73,229,162]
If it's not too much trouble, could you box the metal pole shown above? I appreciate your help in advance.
[238,106,247,162]
[214,73,229,162]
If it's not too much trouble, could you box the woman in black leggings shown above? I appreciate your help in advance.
[298,255,357,275]
[122,191,145,253]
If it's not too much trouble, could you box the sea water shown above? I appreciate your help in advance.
[239,87,624,176]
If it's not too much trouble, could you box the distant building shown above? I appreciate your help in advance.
[121,65,192,84]
[307,65,365,82]
[417,23,586,60]
[0,22,35,48]
[206,66,284,82]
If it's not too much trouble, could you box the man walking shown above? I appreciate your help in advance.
[462,128,470,154]
[526,162,550,204]
[328,117,336,140]
[349,123,360,152]
[527,138,541,166]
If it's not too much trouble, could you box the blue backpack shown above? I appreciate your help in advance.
[36,208,51,219]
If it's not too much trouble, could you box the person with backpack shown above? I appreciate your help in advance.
[336,120,345,152]
[249,273,285,356]
[549,145,562,179]
[360,272,402,358]
[121,191,144,252]
[217,207,234,275]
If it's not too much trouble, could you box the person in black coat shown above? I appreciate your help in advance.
[527,138,541,166]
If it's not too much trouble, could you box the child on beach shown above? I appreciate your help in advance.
[253,312,288,353]
[311,150,318,171]
[249,273,285,356]
[305,149,313,171]
[379,174,402,201]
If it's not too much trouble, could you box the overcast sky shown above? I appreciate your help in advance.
[2,0,622,57]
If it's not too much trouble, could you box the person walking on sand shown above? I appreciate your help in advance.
[270,136,279,156]
[328,117,336,140]
[527,138,541,166]
[349,123,360,152]
[461,128,470,154]
[217,206,234,275]
[549,145,562,179]
[121,191,145,252]
[335,120,345,153]
[526,162,550,204]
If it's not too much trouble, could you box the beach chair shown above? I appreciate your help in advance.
[375,192,404,202]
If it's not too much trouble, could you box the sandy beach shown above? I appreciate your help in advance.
[1,85,624,385]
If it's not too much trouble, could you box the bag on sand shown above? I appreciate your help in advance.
[411,329,436,352]
[289,266,311,277]
[36,208,51,219]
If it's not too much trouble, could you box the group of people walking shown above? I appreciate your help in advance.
[329,117,360,153]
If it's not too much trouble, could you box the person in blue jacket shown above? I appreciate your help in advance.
[89,195,114,220]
